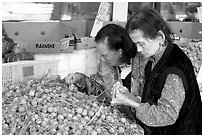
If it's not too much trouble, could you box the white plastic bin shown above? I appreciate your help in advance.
[2,60,58,87]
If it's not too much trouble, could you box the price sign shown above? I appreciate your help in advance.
[23,66,34,77]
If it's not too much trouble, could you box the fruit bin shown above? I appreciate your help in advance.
[2,60,59,87]
[2,21,95,54]
[2,79,144,135]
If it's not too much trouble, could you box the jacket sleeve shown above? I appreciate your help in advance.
[135,74,185,127]
[77,58,116,97]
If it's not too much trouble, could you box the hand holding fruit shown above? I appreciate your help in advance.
[111,81,130,105]
[112,81,129,96]
[111,81,140,108]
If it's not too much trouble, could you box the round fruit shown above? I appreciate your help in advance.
[109,127,115,134]
[118,127,125,133]
[82,109,88,116]
[88,110,95,117]
[18,106,26,113]
[90,130,98,135]
[76,107,83,114]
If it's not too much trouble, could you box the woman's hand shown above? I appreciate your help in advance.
[111,91,130,106]
[111,81,140,108]
[65,72,83,85]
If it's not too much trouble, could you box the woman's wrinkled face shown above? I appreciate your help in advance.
[96,41,121,67]
[129,29,161,58]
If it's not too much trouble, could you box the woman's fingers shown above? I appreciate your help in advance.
[111,91,127,105]
[111,98,120,105]
[112,81,121,95]
[112,83,128,97]
[112,81,119,90]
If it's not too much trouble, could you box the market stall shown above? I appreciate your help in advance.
[2,2,202,135]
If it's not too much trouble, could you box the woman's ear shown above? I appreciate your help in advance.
[157,30,165,45]
[118,49,123,57]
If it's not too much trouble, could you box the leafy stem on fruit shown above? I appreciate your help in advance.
[10,122,17,135]
[39,68,53,82]
[85,98,105,127]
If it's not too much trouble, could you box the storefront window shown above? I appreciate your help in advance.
[51,2,103,21]
[160,2,202,22]
[2,2,202,22]
[2,2,112,21]
[2,2,54,21]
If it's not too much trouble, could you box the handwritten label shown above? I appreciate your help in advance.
[23,66,34,77]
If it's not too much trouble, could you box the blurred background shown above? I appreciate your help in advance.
[2,2,202,92]
[2,2,202,22]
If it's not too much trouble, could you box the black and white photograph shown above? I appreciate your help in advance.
[1,1,203,135]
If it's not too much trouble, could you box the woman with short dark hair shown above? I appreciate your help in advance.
[95,24,136,65]
[65,24,137,100]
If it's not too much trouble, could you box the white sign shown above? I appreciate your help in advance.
[90,2,111,37]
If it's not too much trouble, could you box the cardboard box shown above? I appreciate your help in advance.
[103,21,202,40]
[2,20,95,53]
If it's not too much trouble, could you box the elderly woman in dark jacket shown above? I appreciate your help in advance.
[111,7,202,135]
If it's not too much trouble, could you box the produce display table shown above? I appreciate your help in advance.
[2,79,144,135]
[175,39,202,77]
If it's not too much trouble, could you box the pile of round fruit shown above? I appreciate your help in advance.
[178,40,202,77]
[2,79,144,135]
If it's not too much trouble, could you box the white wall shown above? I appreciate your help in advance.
[34,48,99,78]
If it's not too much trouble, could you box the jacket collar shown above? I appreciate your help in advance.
[148,42,174,81]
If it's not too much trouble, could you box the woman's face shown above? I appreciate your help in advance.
[96,41,121,67]
[129,29,162,58]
